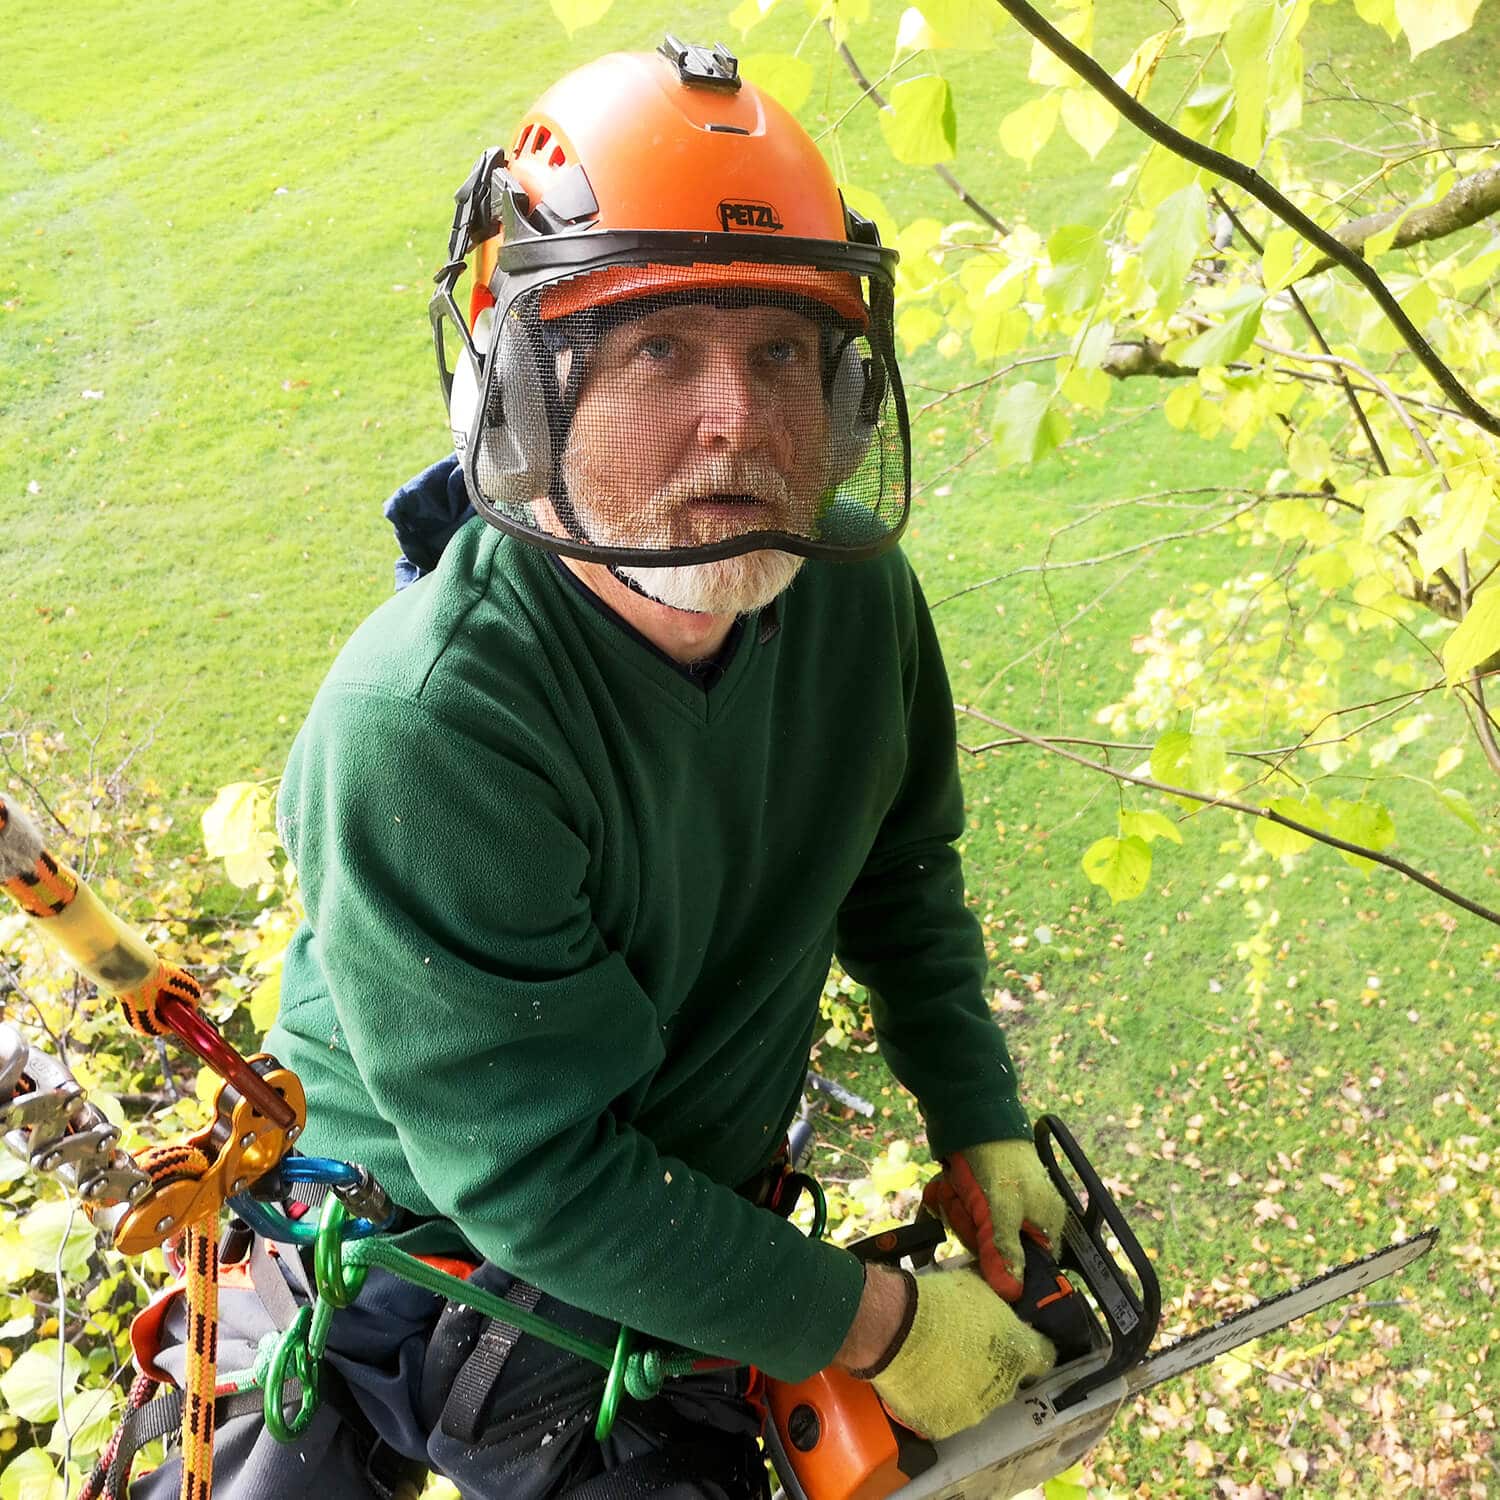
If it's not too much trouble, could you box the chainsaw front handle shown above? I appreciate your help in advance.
[1032,1113,1161,1410]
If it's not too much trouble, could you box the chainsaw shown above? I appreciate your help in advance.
[765,1115,1437,1500]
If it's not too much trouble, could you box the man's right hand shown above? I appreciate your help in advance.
[836,1264,1055,1440]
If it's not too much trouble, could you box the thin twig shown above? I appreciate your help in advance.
[931,495,1269,607]
[831,31,1010,234]
[989,0,1500,437]
[956,709,1500,927]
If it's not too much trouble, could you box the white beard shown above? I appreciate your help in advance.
[618,549,805,615]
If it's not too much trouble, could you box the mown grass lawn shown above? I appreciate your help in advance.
[4,1,1497,1493]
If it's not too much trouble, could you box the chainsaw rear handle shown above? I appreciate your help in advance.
[1033,1113,1161,1410]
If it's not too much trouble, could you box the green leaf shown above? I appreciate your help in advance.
[1082,835,1152,903]
[1322,798,1396,870]
[998,94,1060,167]
[1443,585,1500,684]
[1163,384,1199,431]
[1176,290,1265,369]
[970,302,1030,361]
[1225,0,1277,161]
[1151,729,1228,803]
[0,1449,66,1500]
[544,0,613,34]
[910,0,997,50]
[740,54,813,112]
[1262,227,1318,292]
[1060,88,1117,158]
[250,968,282,1031]
[1119,809,1183,845]
[0,1341,84,1424]
[1041,1464,1091,1500]
[19,1200,96,1281]
[1255,798,1316,856]
[1395,0,1481,56]
[1435,745,1464,779]
[897,304,945,356]
[1353,0,1400,38]
[992,381,1067,466]
[1437,785,1484,835]
[1141,184,1207,313]
[1042,225,1106,315]
[1028,5,1091,85]
[1287,431,1331,481]
[1298,548,1354,592]
[1180,0,1253,38]
[1414,473,1493,580]
[1060,363,1111,411]
[878,74,956,165]
[202,781,277,889]
[1359,475,1434,542]
[47,1387,117,1459]
[1112,29,1172,102]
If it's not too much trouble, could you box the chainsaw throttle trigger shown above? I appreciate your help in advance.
[1012,1227,1097,1363]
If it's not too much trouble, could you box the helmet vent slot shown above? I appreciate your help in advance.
[515,125,533,153]
[549,145,567,168]
[532,127,552,153]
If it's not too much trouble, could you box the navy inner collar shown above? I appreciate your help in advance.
[546,553,749,692]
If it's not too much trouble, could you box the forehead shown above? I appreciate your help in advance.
[593,301,825,350]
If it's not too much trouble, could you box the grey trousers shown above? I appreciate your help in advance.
[130,1247,768,1500]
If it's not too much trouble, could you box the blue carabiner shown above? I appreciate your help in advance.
[229,1156,396,1245]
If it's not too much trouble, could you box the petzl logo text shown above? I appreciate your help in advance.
[717,199,784,232]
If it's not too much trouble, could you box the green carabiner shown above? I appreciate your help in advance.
[595,1323,634,1443]
[314,1197,368,1309]
[264,1307,321,1442]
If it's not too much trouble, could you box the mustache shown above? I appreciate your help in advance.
[649,454,791,510]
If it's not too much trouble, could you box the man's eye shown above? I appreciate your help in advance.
[763,339,798,364]
[638,334,674,361]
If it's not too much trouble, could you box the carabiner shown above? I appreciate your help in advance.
[313,1198,368,1309]
[263,1307,321,1442]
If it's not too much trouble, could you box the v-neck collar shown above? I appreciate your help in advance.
[534,549,770,725]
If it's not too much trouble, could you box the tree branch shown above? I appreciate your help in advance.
[1295,165,1500,281]
[988,0,1500,437]
[1211,189,1393,478]
[830,31,1010,236]
[956,709,1500,928]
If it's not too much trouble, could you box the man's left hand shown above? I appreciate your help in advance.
[921,1139,1067,1301]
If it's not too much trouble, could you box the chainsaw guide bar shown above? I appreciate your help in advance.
[1125,1227,1439,1396]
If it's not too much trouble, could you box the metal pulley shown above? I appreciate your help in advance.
[0,1022,151,1208]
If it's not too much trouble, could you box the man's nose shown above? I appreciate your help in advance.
[693,357,773,450]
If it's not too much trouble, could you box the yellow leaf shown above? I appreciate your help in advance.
[544,0,613,34]
[1395,0,1481,56]
[1060,89,1117,159]
[998,94,1060,167]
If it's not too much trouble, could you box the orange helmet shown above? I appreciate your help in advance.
[431,36,910,567]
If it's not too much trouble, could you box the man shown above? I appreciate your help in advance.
[139,36,1065,1499]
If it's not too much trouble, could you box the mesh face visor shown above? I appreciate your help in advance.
[437,235,910,568]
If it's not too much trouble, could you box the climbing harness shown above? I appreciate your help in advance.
[1,792,821,1498]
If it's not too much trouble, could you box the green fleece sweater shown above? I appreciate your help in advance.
[267,520,1028,1381]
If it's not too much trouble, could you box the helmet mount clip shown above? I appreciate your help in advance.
[658,33,741,90]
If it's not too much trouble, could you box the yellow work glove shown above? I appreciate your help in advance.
[921,1138,1068,1300]
[863,1266,1056,1440]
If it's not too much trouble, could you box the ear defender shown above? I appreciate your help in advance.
[827,339,880,487]
[465,311,554,508]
